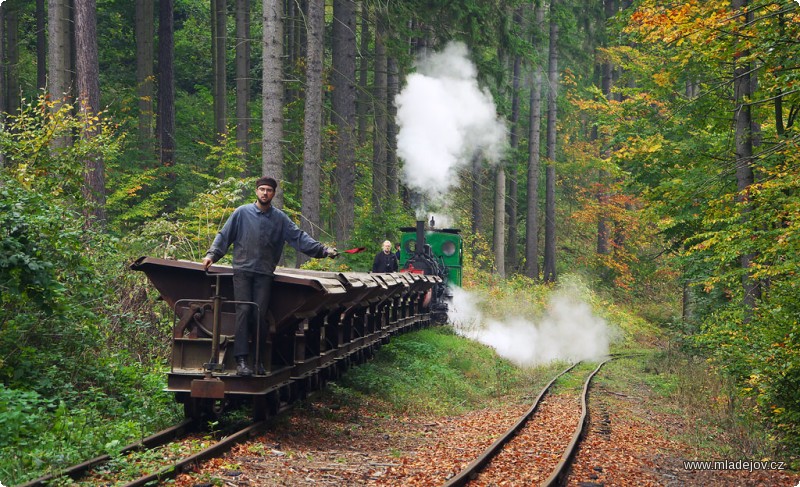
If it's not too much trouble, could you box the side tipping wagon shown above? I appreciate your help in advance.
[130,256,440,419]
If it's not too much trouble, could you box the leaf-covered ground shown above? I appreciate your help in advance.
[173,375,800,486]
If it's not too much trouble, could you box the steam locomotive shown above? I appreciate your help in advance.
[130,219,461,420]
[399,218,463,322]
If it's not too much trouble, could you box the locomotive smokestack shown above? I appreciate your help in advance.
[416,220,425,257]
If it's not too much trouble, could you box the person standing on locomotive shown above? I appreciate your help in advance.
[201,176,339,376]
[372,240,399,273]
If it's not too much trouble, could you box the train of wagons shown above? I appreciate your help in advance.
[131,219,463,419]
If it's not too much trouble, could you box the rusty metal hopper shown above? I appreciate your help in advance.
[130,256,348,334]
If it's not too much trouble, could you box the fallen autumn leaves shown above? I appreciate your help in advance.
[173,379,800,486]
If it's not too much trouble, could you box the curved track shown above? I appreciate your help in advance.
[442,356,614,487]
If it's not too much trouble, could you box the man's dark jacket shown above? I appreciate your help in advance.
[206,203,326,275]
[372,251,398,273]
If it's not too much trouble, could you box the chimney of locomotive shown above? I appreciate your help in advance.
[415,220,426,258]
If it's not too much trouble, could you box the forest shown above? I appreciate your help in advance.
[0,0,799,482]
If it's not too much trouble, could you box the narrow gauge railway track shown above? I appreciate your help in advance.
[17,419,195,486]
[111,392,315,487]
[16,418,269,487]
[443,357,614,487]
[115,420,265,487]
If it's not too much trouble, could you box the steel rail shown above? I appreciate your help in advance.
[120,420,267,487]
[442,355,616,487]
[21,393,301,486]
[441,362,580,487]
[15,419,196,487]
[541,356,613,487]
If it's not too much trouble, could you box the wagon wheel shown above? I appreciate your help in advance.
[252,395,267,421]
[252,390,281,420]
[183,396,209,420]
[183,396,224,420]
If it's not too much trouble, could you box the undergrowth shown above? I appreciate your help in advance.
[333,327,533,415]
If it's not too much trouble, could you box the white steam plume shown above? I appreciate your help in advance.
[449,286,612,367]
[395,42,506,201]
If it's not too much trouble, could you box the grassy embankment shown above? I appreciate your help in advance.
[322,275,791,468]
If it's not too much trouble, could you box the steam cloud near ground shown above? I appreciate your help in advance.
[395,42,506,202]
[448,286,612,367]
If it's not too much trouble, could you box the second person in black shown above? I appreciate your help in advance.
[372,240,399,273]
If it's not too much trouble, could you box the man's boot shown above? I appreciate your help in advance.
[236,355,253,376]
[255,361,266,375]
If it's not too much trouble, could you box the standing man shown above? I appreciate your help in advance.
[372,240,399,273]
[202,176,338,376]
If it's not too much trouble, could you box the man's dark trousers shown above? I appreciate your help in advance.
[232,270,274,360]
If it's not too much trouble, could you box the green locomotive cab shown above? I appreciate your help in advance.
[399,223,462,288]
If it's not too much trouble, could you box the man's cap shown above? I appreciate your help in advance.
[256,176,278,189]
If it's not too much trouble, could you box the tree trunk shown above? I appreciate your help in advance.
[682,277,693,322]
[0,4,6,121]
[212,0,227,140]
[471,153,483,238]
[75,0,106,225]
[774,11,787,137]
[37,0,46,91]
[596,0,614,258]
[235,0,251,157]
[262,0,284,206]
[357,2,370,145]
[372,9,387,213]
[48,0,71,101]
[596,179,610,255]
[543,0,559,284]
[332,0,357,244]
[0,3,5,167]
[386,56,399,198]
[298,0,324,267]
[48,0,72,149]
[158,0,176,172]
[135,0,155,156]
[283,0,301,105]
[524,1,544,280]
[5,4,18,116]
[75,4,101,100]
[494,165,506,277]
[731,0,759,318]
[506,47,521,273]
